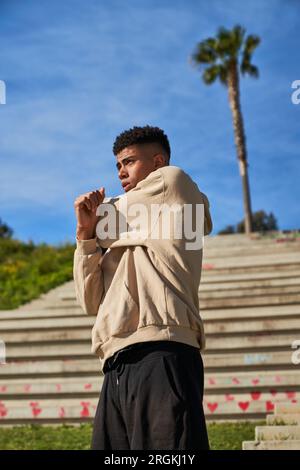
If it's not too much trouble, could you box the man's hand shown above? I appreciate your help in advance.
[74,187,105,240]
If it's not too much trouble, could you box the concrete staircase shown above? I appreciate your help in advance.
[0,231,300,428]
[243,403,300,449]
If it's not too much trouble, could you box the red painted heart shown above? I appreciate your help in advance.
[80,402,91,417]
[251,392,261,401]
[0,402,8,418]
[252,379,260,385]
[238,402,250,411]
[32,407,42,417]
[203,264,214,270]
[286,391,296,400]
[0,408,8,417]
[207,402,218,413]
[225,394,235,401]
[232,378,240,384]
[266,401,274,412]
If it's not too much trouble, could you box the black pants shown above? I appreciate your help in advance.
[91,340,210,450]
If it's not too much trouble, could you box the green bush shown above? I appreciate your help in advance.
[0,422,261,450]
[0,238,75,310]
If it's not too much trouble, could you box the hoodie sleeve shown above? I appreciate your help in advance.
[159,165,213,237]
[73,237,104,316]
[201,192,213,236]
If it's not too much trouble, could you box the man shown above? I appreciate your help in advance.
[73,125,212,450]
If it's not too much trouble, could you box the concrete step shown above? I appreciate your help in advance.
[0,373,298,401]
[0,329,91,343]
[201,263,300,276]
[203,370,300,390]
[0,377,103,398]
[59,284,300,301]
[203,398,291,418]
[0,316,94,331]
[266,414,300,425]
[199,285,300,299]
[0,370,298,394]
[199,276,300,291]
[5,290,300,315]
[243,440,300,450]
[0,368,294,386]
[204,391,300,405]
[1,304,300,324]
[0,309,86,320]
[200,269,300,283]
[203,245,300,259]
[204,317,300,334]
[200,292,300,309]
[206,333,300,351]
[4,343,94,361]
[0,359,101,378]
[204,232,300,246]
[1,343,297,369]
[1,330,297,353]
[18,300,83,310]
[255,425,300,441]
[0,390,296,423]
[203,350,297,371]
[201,304,300,320]
[275,403,300,414]
[0,397,98,423]
[202,252,300,267]
[2,313,299,333]
[204,233,299,247]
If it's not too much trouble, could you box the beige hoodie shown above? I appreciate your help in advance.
[73,165,213,372]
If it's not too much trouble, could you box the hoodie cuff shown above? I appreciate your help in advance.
[76,237,102,255]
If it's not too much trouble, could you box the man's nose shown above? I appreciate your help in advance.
[118,166,128,179]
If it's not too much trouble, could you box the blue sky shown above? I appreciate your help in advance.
[0,0,299,245]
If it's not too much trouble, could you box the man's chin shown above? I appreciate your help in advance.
[123,183,134,192]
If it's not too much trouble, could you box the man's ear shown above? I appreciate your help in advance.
[154,154,167,169]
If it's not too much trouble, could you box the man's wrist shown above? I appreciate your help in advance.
[76,226,95,240]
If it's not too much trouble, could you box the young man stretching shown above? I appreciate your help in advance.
[73,125,212,450]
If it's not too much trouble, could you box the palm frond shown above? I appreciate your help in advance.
[243,34,261,55]
[202,65,221,84]
[191,25,261,85]
[191,38,218,65]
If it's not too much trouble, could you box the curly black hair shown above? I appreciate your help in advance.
[113,125,171,162]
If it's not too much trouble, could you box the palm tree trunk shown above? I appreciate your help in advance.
[227,61,253,235]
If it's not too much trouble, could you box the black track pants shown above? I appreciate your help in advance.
[91,340,210,450]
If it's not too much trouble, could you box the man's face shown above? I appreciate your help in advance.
[116,144,166,192]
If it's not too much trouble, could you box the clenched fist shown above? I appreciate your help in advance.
[74,187,105,240]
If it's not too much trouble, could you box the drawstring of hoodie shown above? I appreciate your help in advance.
[116,362,125,385]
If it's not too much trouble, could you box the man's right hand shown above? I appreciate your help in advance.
[74,187,105,240]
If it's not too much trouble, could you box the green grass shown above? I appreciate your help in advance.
[0,238,75,310]
[0,422,263,450]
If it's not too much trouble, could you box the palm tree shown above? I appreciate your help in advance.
[191,25,261,235]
